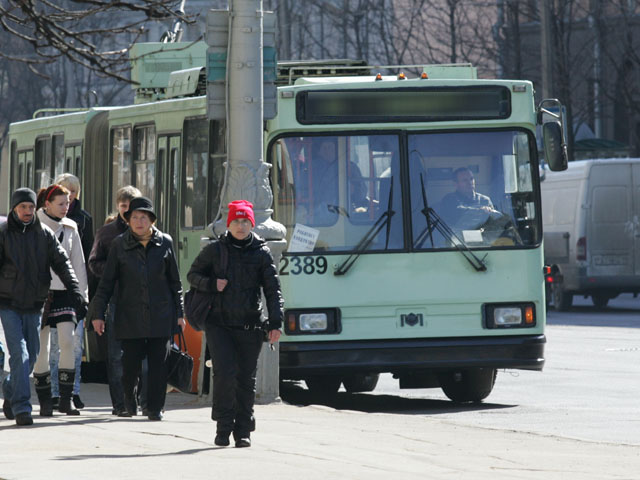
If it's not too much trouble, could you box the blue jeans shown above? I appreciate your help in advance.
[0,308,42,416]
[50,320,84,396]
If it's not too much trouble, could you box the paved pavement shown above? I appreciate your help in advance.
[1,381,639,480]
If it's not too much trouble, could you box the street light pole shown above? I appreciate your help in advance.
[207,0,285,404]
[540,0,554,99]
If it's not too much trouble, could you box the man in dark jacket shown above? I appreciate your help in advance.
[87,185,140,416]
[0,188,86,426]
[187,200,283,448]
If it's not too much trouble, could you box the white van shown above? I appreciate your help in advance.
[541,158,640,309]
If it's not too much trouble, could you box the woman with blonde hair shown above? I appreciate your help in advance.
[33,184,88,416]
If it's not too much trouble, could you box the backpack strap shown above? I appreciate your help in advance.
[219,240,229,278]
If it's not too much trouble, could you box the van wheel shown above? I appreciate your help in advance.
[552,282,573,311]
[439,368,497,403]
[342,373,379,393]
[592,295,609,308]
[304,376,342,395]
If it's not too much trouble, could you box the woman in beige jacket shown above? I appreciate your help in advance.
[33,184,88,416]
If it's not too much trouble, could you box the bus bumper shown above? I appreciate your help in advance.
[279,334,545,378]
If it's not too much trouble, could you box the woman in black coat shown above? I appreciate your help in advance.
[90,197,185,420]
[187,200,283,448]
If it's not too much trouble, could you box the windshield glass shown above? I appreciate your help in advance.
[270,134,404,253]
[408,130,540,249]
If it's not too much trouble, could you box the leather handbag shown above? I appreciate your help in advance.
[166,331,194,393]
[184,241,229,331]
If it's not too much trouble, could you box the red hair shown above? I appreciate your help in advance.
[36,184,70,210]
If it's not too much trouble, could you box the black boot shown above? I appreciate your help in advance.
[34,372,54,417]
[58,369,80,416]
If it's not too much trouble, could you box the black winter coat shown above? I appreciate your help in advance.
[90,227,184,340]
[88,215,128,279]
[187,232,283,330]
[0,213,81,312]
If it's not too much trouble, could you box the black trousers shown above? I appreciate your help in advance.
[121,337,169,415]
[205,325,263,436]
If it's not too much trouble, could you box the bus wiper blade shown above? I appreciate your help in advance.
[334,179,395,276]
[416,207,487,272]
[412,173,486,272]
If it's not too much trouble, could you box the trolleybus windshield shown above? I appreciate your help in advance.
[270,129,540,254]
[408,129,540,249]
[271,134,404,253]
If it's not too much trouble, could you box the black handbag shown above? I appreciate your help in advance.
[184,241,228,331]
[166,331,194,393]
[183,289,211,332]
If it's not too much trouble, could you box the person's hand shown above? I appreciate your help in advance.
[92,319,105,336]
[268,329,281,344]
[178,317,186,331]
[216,278,228,292]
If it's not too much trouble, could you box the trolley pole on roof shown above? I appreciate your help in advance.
[206,0,285,404]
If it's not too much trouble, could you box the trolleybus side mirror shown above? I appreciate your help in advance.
[542,121,568,172]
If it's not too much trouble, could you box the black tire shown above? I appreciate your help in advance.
[342,373,379,393]
[439,368,497,403]
[592,295,609,308]
[304,376,342,394]
[552,281,573,311]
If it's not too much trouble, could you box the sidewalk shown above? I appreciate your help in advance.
[1,382,638,480]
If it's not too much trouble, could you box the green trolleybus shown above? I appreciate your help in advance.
[268,66,567,400]
[4,42,567,402]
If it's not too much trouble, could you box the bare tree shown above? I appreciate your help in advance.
[0,0,191,83]
[594,0,640,153]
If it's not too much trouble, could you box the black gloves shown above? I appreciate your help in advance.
[72,291,88,320]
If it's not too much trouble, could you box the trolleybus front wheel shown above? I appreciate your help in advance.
[439,368,497,403]
[304,376,342,395]
[342,373,379,393]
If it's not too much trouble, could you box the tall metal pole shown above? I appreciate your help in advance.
[540,0,554,99]
[214,0,286,404]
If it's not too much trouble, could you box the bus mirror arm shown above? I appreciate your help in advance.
[334,178,395,276]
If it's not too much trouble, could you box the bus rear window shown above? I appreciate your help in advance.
[296,86,510,124]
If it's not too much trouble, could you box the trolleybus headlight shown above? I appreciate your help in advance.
[483,303,536,329]
[284,308,341,335]
[300,313,327,331]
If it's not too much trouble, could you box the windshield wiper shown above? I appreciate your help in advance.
[414,174,487,272]
[334,178,395,276]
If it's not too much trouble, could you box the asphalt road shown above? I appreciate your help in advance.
[281,293,640,446]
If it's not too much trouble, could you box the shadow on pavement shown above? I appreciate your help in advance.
[280,382,515,415]
[53,447,218,461]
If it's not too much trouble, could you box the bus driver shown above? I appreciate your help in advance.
[438,167,496,225]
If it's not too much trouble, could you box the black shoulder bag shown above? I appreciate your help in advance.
[184,241,228,332]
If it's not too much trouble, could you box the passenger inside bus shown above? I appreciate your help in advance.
[308,138,368,224]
